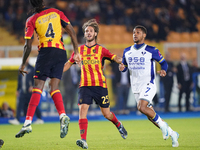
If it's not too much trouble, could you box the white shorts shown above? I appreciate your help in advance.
[134,82,156,106]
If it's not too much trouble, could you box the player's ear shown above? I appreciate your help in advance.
[143,33,146,38]
[95,32,97,36]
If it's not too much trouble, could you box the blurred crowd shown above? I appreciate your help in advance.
[0,102,14,118]
[0,0,200,43]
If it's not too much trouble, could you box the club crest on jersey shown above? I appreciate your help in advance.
[93,49,96,53]
[141,52,146,55]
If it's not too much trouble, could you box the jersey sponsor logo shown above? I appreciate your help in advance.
[128,57,145,66]
[129,62,145,65]
[128,57,145,63]
[128,57,132,62]
[81,59,100,65]
[129,66,145,70]
[133,57,145,62]
[83,54,96,57]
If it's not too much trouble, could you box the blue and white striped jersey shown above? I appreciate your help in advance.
[122,44,165,93]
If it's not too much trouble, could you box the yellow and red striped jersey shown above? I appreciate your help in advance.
[69,44,116,88]
[25,7,70,50]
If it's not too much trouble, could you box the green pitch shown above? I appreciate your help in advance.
[0,118,200,150]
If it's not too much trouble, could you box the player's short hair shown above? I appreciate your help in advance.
[134,25,147,34]
[82,19,99,42]
[29,0,44,13]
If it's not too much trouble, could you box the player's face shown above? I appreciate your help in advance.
[133,28,146,44]
[84,26,97,42]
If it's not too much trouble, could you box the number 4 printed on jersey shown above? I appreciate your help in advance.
[45,23,55,38]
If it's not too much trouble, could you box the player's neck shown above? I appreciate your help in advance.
[135,42,144,45]
[134,43,144,49]
[85,40,96,47]
[135,40,144,45]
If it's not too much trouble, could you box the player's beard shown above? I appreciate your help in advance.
[86,34,96,42]
[134,39,139,43]
[134,36,143,44]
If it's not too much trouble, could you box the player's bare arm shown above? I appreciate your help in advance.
[64,24,78,53]
[119,63,125,71]
[64,24,81,64]
[113,56,122,64]
[63,61,73,73]
[19,39,33,76]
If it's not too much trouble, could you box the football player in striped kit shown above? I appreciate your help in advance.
[63,19,127,149]
[15,0,81,138]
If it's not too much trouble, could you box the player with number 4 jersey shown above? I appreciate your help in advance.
[25,7,69,50]
[15,0,81,139]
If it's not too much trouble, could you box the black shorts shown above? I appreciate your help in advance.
[78,86,110,108]
[34,47,67,81]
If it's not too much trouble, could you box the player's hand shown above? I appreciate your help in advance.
[157,70,166,77]
[19,65,28,76]
[73,53,81,65]
[119,63,125,71]
[29,86,33,93]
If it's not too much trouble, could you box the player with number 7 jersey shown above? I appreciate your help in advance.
[119,25,179,147]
